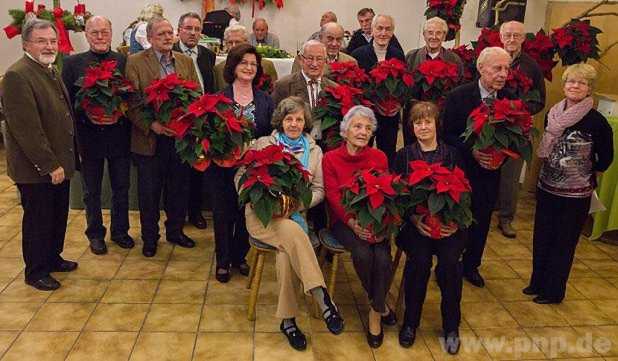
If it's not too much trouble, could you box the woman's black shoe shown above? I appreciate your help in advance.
[321,287,344,334]
[234,261,250,276]
[522,286,539,295]
[367,327,384,348]
[533,296,560,304]
[443,330,460,355]
[280,319,307,351]
[398,325,416,348]
[381,307,397,326]
[215,266,231,283]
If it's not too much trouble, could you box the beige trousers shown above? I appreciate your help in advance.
[245,206,326,319]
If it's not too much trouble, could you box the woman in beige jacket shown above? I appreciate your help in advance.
[235,96,343,351]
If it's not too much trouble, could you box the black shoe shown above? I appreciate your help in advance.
[167,234,196,248]
[522,286,539,295]
[51,260,78,273]
[112,235,135,249]
[321,287,344,335]
[232,261,250,276]
[380,307,397,326]
[280,319,307,351]
[533,296,560,304]
[464,269,485,288]
[142,243,157,257]
[399,325,416,348]
[89,239,107,255]
[367,327,384,348]
[442,330,460,355]
[25,275,61,291]
[215,266,231,283]
[189,214,208,229]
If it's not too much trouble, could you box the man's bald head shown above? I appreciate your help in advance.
[85,16,112,53]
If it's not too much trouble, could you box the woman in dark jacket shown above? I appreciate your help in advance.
[351,14,405,166]
[209,43,274,283]
[526,63,613,304]
[392,102,465,355]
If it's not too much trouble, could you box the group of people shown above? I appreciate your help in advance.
[1,4,614,356]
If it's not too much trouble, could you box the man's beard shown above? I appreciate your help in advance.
[38,53,57,65]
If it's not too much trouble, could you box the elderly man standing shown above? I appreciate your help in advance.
[125,16,200,257]
[496,20,546,238]
[308,11,337,41]
[291,22,357,75]
[346,8,403,55]
[249,18,280,48]
[442,47,512,288]
[62,16,133,255]
[2,19,78,290]
[173,12,216,230]
[213,24,278,91]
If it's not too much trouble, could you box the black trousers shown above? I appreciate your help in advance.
[332,221,392,313]
[17,181,70,282]
[80,155,130,242]
[132,136,190,245]
[373,113,400,167]
[398,223,464,332]
[529,187,591,302]
[188,168,205,217]
[462,168,500,273]
[206,165,248,268]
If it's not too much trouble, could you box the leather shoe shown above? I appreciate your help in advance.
[443,330,460,355]
[189,214,208,229]
[533,296,560,304]
[215,266,231,283]
[522,286,539,295]
[380,308,397,326]
[321,287,344,335]
[89,239,107,255]
[167,234,196,248]
[233,261,250,276]
[399,325,416,348]
[498,222,517,238]
[280,319,307,351]
[367,327,384,348]
[51,260,78,273]
[26,275,60,291]
[112,235,135,249]
[142,243,157,257]
[464,269,485,288]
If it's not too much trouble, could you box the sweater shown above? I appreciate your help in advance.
[322,144,389,225]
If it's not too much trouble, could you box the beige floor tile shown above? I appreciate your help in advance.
[46,278,108,302]
[570,277,618,300]
[506,259,532,280]
[475,327,545,360]
[153,280,206,304]
[170,241,213,261]
[312,332,374,361]
[0,278,11,292]
[575,243,613,260]
[0,258,24,279]
[372,331,434,361]
[0,278,51,303]
[125,242,173,261]
[417,301,470,331]
[0,226,19,242]
[485,278,530,301]
[462,302,518,328]
[193,332,253,361]
[573,325,618,356]
[478,260,520,279]
[256,280,279,305]
[115,259,167,280]
[461,282,498,303]
[200,304,254,332]
[254,332,314,361]
[79,243,129,262]
[422,328,492,361]
[503,301,569,327]
[142,303,201,332]
[524,326,598,358]
[1,331,79,361]
[84,303,150,331]
[489,242,532,259]
[0,211,23,227]
[581,259,618,278]
[101,279,158,303]
[553,300,615,326]
[65,331,138,361]
[204,276,250,304]
[163,260,211,281]
[27,302,96,331]
[254,303,311,333]
[591,299,618,323]
[0,302,40,331]
[0,239,21,258]
[568,260,601,278]
[130,332,196,361]
[0,331,19,356]
[65,259,122,280]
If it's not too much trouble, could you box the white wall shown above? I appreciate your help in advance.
[0,0,548,73]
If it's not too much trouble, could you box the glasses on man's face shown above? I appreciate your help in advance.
[29,38,58,46]
[302,55,325,64]
[425,30,444,38]
[181,26,202,33]
[87,30,111,38]
[502,33,523,40]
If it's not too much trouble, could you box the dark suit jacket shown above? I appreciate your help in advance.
[172,42,216,93]
[62,50,131,160]
[1,56,77,183]
[222,85,274,139]
[351,39,406,73]
[271,71,337,107]
[125,48,201,156]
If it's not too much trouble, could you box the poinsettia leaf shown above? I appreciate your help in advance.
[428,192,446,215]
[368,204,385,223]
[350,193,368,205]
[321,115,339,131]
[494,128,510,148]
[249,185,263,205]
[254,197,274,227]
[357,207,373,228]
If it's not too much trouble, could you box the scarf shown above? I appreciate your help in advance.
[277,132,310,233]
[537,96,594,158]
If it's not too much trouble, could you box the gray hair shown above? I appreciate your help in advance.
[423,16,448,33]
[271,96,313,133]
[320,22,344,38]
[146,16,170,37]
[499,20,524,34]
[340,105,377,138]
[21,19,57,43]
[178,12,201,29]
[224,24,248,41]
[300,39,326,56]
[252,17,267,29]
[371,14,395,31]
[476,46,510,69]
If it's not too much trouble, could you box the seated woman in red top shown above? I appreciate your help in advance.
[322,105,396,349]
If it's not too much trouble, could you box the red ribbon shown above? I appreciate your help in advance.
[53,7,73,54]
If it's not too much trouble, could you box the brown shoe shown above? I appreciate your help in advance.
[498,222,517,238]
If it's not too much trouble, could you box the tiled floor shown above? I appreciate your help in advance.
[1,150,618,361]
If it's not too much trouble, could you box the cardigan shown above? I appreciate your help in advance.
[222,85,274,139]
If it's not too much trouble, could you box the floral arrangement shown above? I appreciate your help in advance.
[340,169,407,243]
[74,59,135,125]
[255,44,291,58]
[367,58,413,117]
[462,98,536,168]
[256,73,273,93]
[181,93,254,171]
[403,160,473,239]
[472,28,502,56]
[424,0,466,41]
[504,68,541,106]
[522,30,557,81]
[237,144,312,227]
[327,61,369,88]
[450,44,476,83]
[142,73,200,128]
[551,19,602,66]
[413,59,460,106]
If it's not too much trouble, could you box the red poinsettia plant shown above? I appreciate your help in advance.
[340,169,407,243]
[462,98,537,168]
[74,59,136,125]
[504,68,542,106]
[327,61,369,88]
[472,28,503,56]
[403,160,473,239]
[413,59,460,106]
[523,29,557,81]
[237,144,312,227]
[256,73,273,93]
[367,58,413,117]
[313,84,373,150]
[551,19,602,66]
[451,44,476,83]
[425,0,466,41]
[178,93,254,171]
[142,73,201,128]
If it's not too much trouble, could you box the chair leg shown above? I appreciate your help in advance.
[247,252,264,321]
[246,247,257,289]
[328,253,339,298]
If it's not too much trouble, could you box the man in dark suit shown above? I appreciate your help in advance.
[442,47,512,288]
[2,19,78,290]
[62,16,133,256]
[125,16,201,257]
[173,12,216,230]
[346,7,403,55]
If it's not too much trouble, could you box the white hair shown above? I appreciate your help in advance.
[340,105,377,138]
[320,22,344,37]
[371,14,395,31]
[224,24,248,41]
[423,17,448,33]
[499,20,525,34]
[476,46,511,69]
[301,39,326,56]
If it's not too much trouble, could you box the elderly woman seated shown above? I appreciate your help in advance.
[322,105,396,349]
[236,96,343,351]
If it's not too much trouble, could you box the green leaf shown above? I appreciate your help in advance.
[254,198,274,227]
[428,192,446,214]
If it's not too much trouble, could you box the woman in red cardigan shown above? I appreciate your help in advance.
[322,105,396,349]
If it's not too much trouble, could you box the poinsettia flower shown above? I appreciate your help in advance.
[220,109,243,133]
[188,93,230,117]
[506,68,533,94]
[470,104,489,134]
[201,138,210,153]
[144,80,171,109]
[551,27,574,49]
[243,166,274,189]
[361,170,396,209]
[474,28,503,55]
[193,157,211,172]
[100,60,117,73]
[325,85,365,116]
[182,79,200,91]
[416,59,459,86]
[167,117,192,139]
[407,160,434,185]
[433,172,470,203]
[451,166,471,191]
[376,97,401,116]
[161,73,183,89]
[241,144,285,167]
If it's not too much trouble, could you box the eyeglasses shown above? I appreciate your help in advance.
[87,30,111,37]
[181,26,202,33]
[502,33,523,40]
[302,55,326,64]
[28,38,58,46]
[239,60,258,68]
[424,30,445,37]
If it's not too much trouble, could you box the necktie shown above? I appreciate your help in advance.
[308,80,317,108]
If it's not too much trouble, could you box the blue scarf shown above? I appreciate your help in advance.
[277,132,310,233]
